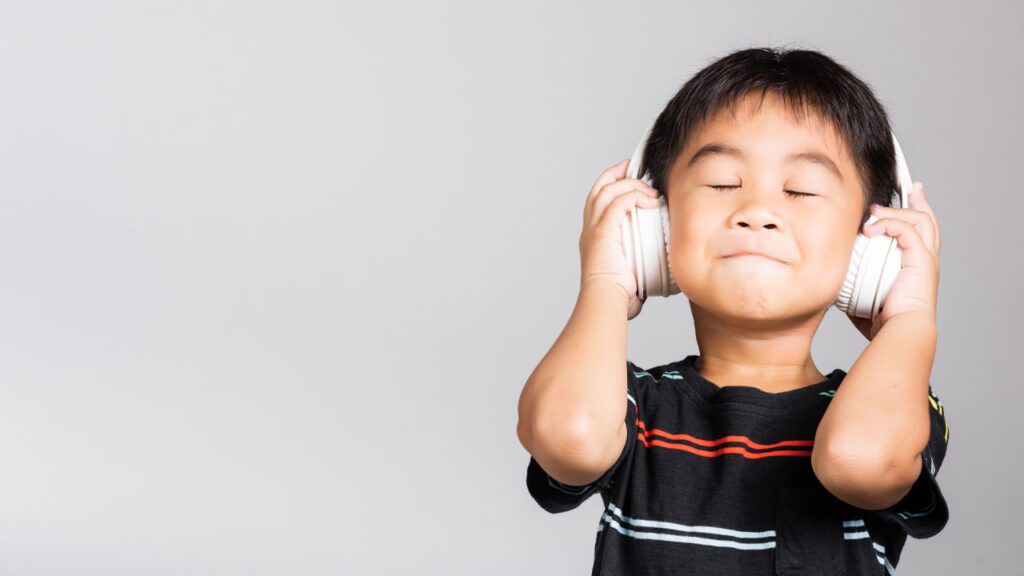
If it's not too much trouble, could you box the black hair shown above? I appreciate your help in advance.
[639,45,899,228]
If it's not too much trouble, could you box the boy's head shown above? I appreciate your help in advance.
[641,46,899,324]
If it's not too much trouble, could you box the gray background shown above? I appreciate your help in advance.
[0,1,1017,574]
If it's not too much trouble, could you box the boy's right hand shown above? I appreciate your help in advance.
[579,158,662,320]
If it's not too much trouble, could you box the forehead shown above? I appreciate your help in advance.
[674,91,856,179]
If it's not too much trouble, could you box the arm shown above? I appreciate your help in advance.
[517,279,630,487]
[817,181,944,511]
[811,310,936,510]
[517,158,659,489]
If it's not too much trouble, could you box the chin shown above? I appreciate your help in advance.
[712,298,791,323]
[685,286,830,325]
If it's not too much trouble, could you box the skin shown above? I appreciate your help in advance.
[664,90,866,393]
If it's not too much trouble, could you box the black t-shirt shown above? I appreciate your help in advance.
[526,355,950,575]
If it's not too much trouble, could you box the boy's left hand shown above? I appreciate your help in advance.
[847,181,942,341]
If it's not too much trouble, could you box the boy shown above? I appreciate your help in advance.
[517,47,949,575]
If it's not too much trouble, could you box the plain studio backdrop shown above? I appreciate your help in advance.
[0,1,1018,574]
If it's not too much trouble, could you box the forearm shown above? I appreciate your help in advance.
[812,310,936,509]
[517,279,630,453]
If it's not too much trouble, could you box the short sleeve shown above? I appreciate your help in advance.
[525,360,642,514]
[871,385,950,539]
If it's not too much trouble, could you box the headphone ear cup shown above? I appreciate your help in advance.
[623,196,679,299]
[837,130,914,321]
[835,228,872,318]
[659,200,680,296]
[622,204,646,300]
[621,118,679,300]
[834,214,902,319]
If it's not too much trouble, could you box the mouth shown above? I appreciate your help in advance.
[722,252,786,263]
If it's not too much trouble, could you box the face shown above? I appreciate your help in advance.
[666,91,865,324]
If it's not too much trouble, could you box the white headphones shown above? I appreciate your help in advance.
[621,120,912,320]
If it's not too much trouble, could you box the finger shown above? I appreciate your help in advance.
[596,190,661,231]
[590,160,657,202]
[585,159,631,225]
[907,182,941,257]
[867,204,936,256]
[868,202,938,257]
[590,178,660,228]
[863,216,936,271]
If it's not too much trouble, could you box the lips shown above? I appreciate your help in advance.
[723,251,786,263]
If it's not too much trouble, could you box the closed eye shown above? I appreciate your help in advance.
[709,185,815,198]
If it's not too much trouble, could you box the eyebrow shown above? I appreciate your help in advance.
[685,142,845,183]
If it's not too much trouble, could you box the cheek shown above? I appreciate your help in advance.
[796,229,858,296]
[669,216,712,266]
[667,216,719,297]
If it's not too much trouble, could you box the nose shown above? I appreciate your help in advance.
[729,192,783,231]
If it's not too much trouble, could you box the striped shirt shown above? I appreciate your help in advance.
[526,355,950,575]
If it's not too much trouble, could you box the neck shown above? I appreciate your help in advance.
[689,300,828,393]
